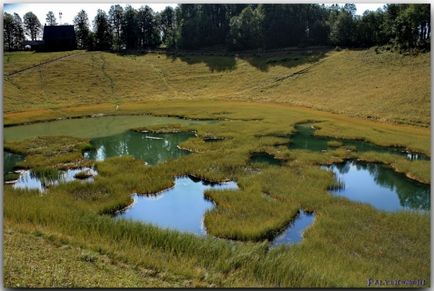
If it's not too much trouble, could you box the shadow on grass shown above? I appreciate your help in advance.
[164,46,332,72]
[114,46,332,72]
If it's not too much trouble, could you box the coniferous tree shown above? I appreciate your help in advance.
[109,5,124,51]
[137,6,161,48]
[121,6,138,50]
[74,10,90,49]
[93,9,112,50]
[4,13,15,50]
[159,6,176,47]
[46,11,57,26]
[23,11,42,41]
[13,13,25,49]
[10,4,430,52]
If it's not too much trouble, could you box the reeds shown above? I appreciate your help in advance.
[3,100,430,287]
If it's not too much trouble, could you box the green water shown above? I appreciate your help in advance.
[249,152,282,166]
[289,123,429,160]
[84,131,194,165]
[4,151,24,175]
[4,115,215,141]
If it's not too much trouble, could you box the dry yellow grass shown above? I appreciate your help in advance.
[4,48,430,126]
[2,48,431,288]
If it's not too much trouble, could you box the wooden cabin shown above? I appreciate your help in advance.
[42,25,76,51]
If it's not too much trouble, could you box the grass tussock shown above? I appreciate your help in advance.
[5,136,92,169]
[2,54,430,287]
[3,104,430,286]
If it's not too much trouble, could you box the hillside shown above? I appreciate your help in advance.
[4,48,430,126]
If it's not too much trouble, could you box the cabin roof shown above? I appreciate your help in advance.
[43,25,75,41]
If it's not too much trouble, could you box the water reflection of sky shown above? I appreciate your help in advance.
[117,176,238,235]
[271,210,315,246]
[325,161,430,212]
[13,168,97,192]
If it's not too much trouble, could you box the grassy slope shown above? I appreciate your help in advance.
[2,49,431,287]
[4,48,430,126]
[4,223,201,288]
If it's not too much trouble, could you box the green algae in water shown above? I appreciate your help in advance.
[249,152,282,166]
[84,131,194,165]
[4,151,24,175]
[289,123,429,160]
[4,115,215,141]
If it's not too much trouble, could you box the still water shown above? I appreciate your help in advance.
[116,176,238,235]
[4,151,24,175]
[289,123,429,161]
[12,167,97,192]
[271,210,315,246]
[4,115,214,141]
[249,152,282,166]
[324,161,430,212]
[84,131,194,165]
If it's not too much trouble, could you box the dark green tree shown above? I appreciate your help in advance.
[46,11,57,26]
[13,13,25,49]
[343,3,356,16]
[159,6,176,47]
[228,6,263,50]
[355,10,386,47]
[4,13,15,50]
[176,4,201,49]
[137,6,161,48]
[93,9,112,50]
[394,4,430,49]
[261,4,307,49]
[73,10,90,49]
[121,5,138,50]
[329,8,355,46]
[23,11,42,41]
[109,5,124,51]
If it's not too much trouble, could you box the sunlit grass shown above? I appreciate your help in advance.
[4,48,430,126]
[3,48,430,287]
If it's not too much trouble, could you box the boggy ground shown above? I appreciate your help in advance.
[3,101,430,287]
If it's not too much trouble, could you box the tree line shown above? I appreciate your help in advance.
[3,4,430,52]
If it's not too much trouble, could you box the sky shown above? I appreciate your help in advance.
[4,3,385,26]
[4,3,177,25]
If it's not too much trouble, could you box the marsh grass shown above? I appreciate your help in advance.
[5,164,430,287]
[327,140,343,148]
[2,81,430,286]
[5,136,93,169]
[30,167,62,181]
[4,172,20,181]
